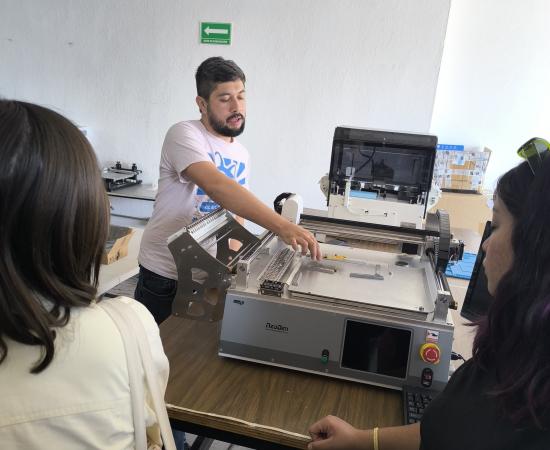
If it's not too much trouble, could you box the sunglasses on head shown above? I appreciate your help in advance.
[517,137,550,175]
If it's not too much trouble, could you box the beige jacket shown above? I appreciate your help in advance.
[0,296,169,449]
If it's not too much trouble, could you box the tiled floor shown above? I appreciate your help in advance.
[104,273,139,298]
[186,433,252,450]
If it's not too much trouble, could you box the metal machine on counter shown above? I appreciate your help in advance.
[102,161,142,192]
[167,127,457,392]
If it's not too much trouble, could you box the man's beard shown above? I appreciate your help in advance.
[208,110,245,138]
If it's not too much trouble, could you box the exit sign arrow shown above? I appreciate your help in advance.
[204,26,228,35]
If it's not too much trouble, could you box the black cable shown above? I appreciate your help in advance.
[451,351,466,362]
[355,146,377,178]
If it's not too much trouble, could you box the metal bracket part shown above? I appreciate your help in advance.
[167,209,260,322]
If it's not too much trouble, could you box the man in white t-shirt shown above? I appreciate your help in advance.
[136,57,320,325]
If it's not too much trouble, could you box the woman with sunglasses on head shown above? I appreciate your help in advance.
[0,100,170,448]
[308,139,550,450]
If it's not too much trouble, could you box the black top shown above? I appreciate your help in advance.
[420,360,550,450]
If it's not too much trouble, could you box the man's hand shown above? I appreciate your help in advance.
[275,220,321,261]
[308,415,370,450]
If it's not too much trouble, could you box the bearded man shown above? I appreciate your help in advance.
[136,56,319,324]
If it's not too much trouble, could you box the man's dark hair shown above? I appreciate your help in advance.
[473,156,550,429]
[195,56,246,100]
[0,100,109,373]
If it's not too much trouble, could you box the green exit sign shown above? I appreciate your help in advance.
[200,22,232,45]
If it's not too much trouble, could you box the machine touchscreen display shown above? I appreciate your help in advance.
[341,320,411,379]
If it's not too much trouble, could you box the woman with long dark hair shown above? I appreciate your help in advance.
[0,100,169,448]
[308,140,550,449]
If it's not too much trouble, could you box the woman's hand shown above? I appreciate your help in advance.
[308,415,370,450]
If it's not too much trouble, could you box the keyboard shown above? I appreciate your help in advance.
[402,386,440,424]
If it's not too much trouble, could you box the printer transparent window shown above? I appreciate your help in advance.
[341,320,411,379]
[340,144,428,186]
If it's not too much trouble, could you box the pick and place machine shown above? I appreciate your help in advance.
[167,127,456,394]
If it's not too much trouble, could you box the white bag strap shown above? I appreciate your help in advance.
[100,299,176,450]
[100,300,147,450]
[122,301,177,450]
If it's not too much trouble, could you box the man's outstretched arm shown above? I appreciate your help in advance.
[184,161,321,260]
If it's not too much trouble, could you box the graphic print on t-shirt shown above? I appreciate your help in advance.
[194,151,247,219]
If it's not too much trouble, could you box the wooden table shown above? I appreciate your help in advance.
[160,316,402,449]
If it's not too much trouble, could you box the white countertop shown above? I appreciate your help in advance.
[107,184,157,201]
[97,227,142,295]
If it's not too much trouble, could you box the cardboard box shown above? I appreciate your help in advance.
[429,191,492,233]
[102,226,135,265]
[451,174,471,182]
[450,160,476,170]
[433,147,492,193]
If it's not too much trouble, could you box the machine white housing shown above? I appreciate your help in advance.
[328,192,425,228]
[327,127,437,229]
[281,194,303,224]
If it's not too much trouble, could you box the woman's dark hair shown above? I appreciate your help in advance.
[195,56,246,100]
[473,156,550,428]
[0,100,109,373]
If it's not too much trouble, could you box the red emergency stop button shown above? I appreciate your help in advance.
[419,343,441,364]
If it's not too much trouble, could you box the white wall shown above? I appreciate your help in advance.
[1,0,450,214]
[430,0,550,189]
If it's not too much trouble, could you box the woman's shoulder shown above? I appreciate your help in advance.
[94,296,169,377]
[94,296,159,334]
[443,358,494,394]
